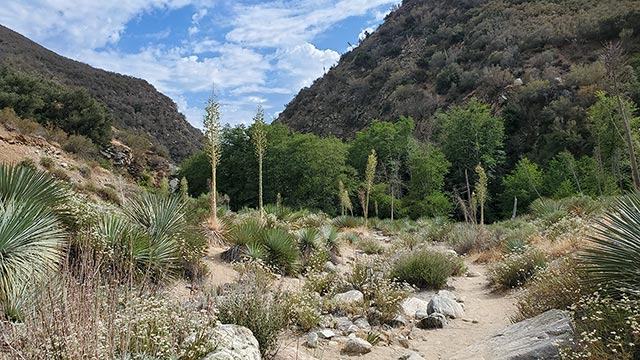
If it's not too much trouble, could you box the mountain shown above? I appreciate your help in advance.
[277,0,640,162]
[0,24,204,162]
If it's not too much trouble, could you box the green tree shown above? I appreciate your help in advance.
[251,105,267,218]
[404,141,451,219]
[177,152,210,197]
[502,158,543,214]
[437,99,505,189]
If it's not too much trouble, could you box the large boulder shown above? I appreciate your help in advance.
[342,337,373,355]
[452,309,573,360]
[417,313,447,329]
[401,297,430,318]
[333,290,364,304]
[427,291,464,319]
[204,324,261,360]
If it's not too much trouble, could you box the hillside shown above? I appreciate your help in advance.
[0,24,204,162]
[278,0,640,164]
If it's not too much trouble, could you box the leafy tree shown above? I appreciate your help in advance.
[502,158,544,214]
[251,105,267,218]
[404,141,451,219]
[437,99,505,189]
[177,151,210,197]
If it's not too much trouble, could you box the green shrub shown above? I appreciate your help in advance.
[391,250,465,289]
[18,158,37,170]
[96,186,121,205]
[263,228,299,275]
[304,271,345,296]
[447,223,490,255]
[332,216,363,229]
[39,156,54,169]
[490,249,547,289]
[512,257,588,322]
[216,268,290,358]
[356,237,385,255]
[63,135,99,159]
[287,291,322,331]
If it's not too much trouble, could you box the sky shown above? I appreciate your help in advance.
[0,0,401,129]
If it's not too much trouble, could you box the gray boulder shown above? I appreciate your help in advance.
[401,297,430,318]
[334,316,355,334]
[452,309,573,360]
[306,332,318,348]
[354,317,371,330]
[342,337,373,355]
[399,352,426,360]
[387,315,407,328]
[417,313,447,329]
[334,290,364,304]
[204,324,261,360]
[427,291,464,319]
[317,329,336,339]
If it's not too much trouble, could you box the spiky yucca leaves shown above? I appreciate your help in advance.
[0,202,65,319]
[581,192,640,297]
[263,228,299,275]
[222,219,264,262]
[297,228,320,259]
[0,163,68,206]
[320,225,340,264]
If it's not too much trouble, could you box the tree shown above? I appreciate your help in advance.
[475,164,488,225]
[404,141,451,219]
[364,149,377,227]
[203,87,223,231]
[437,99,505,189]
[601,41,640,190]
[338,180,346,216]
[502,158,543,214]
[177,151,210,197]
[388,160,401,220]
[251,105,267,219]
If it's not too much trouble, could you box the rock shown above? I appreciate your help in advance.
[367,307,383,325]
[399,351,426,360]
[354,317,371,330]
[306,332,318,348]
[334,317,355,333]
[333,290,364,304]
[415,310,429,320]
[342,337,372,355]
[514,78,524,86]
[346,325,360,334]
[401,297,430,318]
[203,324,261,360]
[387,315,407,328]
[325,261,337,272]
[417,313,447,329]
[427,292,464,319]
[451,310,573,360]
[397,336,410,348]
[466,270,482,278]
[276,347,316,360]
[317,329,336,339]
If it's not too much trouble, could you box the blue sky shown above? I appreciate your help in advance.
[0,0,400,128]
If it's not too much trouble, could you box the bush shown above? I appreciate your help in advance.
[96,186,121,205]
[216,264,291,358]
[512,257,587,322]
[49,167,70,182]
[63,135,99,159]
[446,223,491,255]
[490,249,547,289]
[39,156,55,169]
[356,237,385,255]
[391,249,465,289]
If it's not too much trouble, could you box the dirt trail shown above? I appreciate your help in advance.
[278,261,515,360]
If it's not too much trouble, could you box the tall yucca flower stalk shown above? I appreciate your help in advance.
[251,105,267,220]
[203,87,223,231]
[581,192,640,297]
[364,149,377,228]
[338,180,346,216]
[475,163,488,225]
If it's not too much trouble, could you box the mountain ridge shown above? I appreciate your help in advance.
[0,24,204,162]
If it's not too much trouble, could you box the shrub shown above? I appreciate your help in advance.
[39,156,55,169]
[447,223,490,255]
[49,167,70,182]
[18,158,37,170]
[263,228,299,275]
[216,265,290,358]
[287,291,322,331]
[14,118,43,136]
[490,249,547,289]
[391,250,465,289]
[512,257,588,322]
[96,186,121,205]
[332,216,363,229]
[63,135,99,159]
[304,271,345,296]
[561,294,640,359]
[356,237,385,255]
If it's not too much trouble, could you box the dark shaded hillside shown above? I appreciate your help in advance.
[278,0,640,163]
[0,25,204,162]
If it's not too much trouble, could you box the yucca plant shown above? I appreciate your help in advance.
[0,202,65,319]
[581,192,640,297]
[321,225,340,263]
[263,228,299,275]
[297,228,320,259]
[221,219,264,262]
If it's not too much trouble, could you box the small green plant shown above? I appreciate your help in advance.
[490,249,547,289]
[96,186,121,205]
[39,156,55,169]
[63,135,99,159]
[366,331,382,346]
[391,250,464,289]
[18,158,37,170]
[356,237,384,255]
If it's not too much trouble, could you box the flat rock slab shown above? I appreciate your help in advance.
[204,324,261,360]
[451,309,573,360]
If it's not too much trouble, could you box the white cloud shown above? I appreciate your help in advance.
[226,0,400,48]
[188,8,208,35]
[273,43,340,89]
